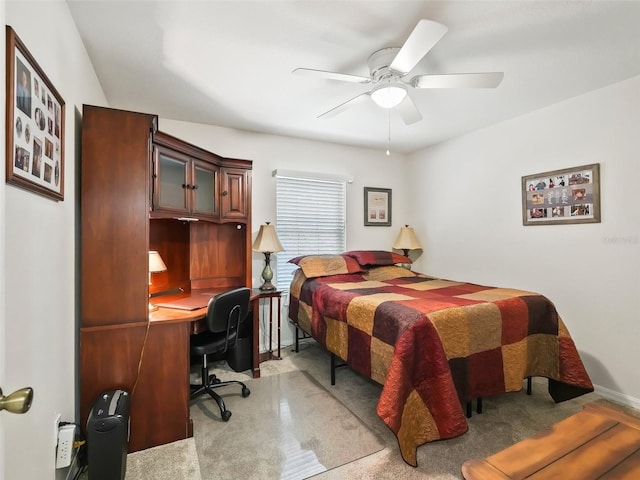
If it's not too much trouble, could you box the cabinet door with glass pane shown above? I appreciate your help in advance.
[190,159,219,219]
[152,145,190,216]
[151,146,220,221]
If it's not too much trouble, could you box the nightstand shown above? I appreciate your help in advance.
[253,289,283,362]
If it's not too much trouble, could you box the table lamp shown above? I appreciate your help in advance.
[148,250,167,311]
[252,222,284,291]
[393,225,422,268]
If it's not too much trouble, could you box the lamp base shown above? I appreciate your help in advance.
[259,252,277,291]
[259,280,277,291]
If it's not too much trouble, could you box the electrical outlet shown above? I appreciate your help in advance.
[56,424,75,469]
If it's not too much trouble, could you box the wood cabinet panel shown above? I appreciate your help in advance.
[190,222,246,289]
[149,219,191,294]
[81,105,155,327]
[80,324,147,437]
[128,321,192,450]
[80,322,191,453]
[220,167,248,221]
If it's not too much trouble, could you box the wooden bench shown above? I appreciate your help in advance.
[462,402,640,479]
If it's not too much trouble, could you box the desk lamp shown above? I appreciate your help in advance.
[148,250,167,311]
[393,225,422,268]
[252,222,284,291]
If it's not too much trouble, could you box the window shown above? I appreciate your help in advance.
[275,171,348,291]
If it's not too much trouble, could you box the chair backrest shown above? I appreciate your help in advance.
[205,287,251,339]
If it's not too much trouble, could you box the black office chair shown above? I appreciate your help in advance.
[190,287,251,421]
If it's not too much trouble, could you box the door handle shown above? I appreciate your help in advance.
[0,387,33,414]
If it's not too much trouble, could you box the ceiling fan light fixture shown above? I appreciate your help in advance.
[371,84,407,108]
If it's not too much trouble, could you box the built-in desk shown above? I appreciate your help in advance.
[79,105,255,455]
[149,288,268,379]
[80,288,274,453]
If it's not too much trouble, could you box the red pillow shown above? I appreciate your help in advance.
[343,250,411,267]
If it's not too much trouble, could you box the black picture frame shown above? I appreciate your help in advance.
[6,26,65,201]
[364,187,392,226]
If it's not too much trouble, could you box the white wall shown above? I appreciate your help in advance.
[408,75,640,405]
[3,2,106,479]
[0,3,7,478]
[159,118,411,348]
[4,4,637,477]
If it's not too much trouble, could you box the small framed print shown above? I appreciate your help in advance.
[522,163,600,226]
[364,187,392,226]
[6,26,65,201]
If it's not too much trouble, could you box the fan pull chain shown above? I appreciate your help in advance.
[386,108,391,156]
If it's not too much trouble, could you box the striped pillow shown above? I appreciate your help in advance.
[289,255,363,278]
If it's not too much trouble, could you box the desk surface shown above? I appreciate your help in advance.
[149,288,267,324]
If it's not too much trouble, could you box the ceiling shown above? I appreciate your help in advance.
[66,1,640,154]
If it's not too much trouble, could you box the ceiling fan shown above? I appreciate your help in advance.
[293,19,504,125]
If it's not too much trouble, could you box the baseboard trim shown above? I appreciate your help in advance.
[594,384,640,410]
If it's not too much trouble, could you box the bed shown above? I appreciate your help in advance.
[287,251,594,467]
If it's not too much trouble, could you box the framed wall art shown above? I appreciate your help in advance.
[6,26,65,201]
[364,187,392,226]
[521,163,600,226]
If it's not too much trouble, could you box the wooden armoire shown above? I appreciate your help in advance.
[79,105,252,452]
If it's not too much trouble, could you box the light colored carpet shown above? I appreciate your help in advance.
[191,370,384,479]
[125,438,201,480]
[121,339,607,479]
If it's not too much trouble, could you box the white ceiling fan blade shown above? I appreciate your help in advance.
[318,92,371,119]
[395,93,423,125]
[412,72,504,89]
[389,19,448,75]
[292,68,371,84]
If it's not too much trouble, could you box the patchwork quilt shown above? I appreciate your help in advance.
[288,267,594,467]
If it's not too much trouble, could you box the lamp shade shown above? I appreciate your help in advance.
[149,251,167,273]
[252,222,284,253]
[393,225,422,251]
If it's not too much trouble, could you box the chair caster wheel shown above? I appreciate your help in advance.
[242,387,251,398]
[221,410,232,422]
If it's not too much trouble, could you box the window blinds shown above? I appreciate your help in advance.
[275,174,347,291]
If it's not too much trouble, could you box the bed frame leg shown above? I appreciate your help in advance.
[293,325,312,353]
[330,353,336,385]
[527,376,532,395]
[466,397,483,418]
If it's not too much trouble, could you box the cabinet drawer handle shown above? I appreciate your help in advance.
[222,191,228,196]
[182,183,188,189]
[192,184,198,190]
